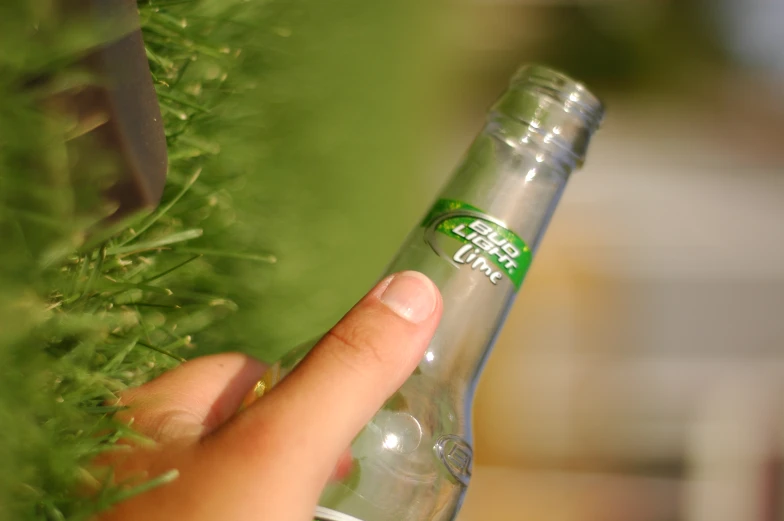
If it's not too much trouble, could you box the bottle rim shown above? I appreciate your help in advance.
[511,64,604,131]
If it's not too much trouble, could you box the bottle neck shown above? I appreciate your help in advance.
[402,119,575,394]
[487,113,579,177]
[439,122,571,255]
[492,64,603,168]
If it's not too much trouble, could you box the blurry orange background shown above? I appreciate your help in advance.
[426,1,784,520]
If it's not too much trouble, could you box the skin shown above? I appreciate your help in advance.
[98,271,443,521]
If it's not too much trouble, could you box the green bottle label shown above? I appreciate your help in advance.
[422,199,531,290]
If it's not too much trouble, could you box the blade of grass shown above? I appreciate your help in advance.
[107,229,203,255]
[101,337,139,373]
[110,469,180,504]
[81,245,106,298]
[155,90,209,113]
[103,281,173,296]
[173,247,276,263]
[115,168,201,248]
[136,341,186,363]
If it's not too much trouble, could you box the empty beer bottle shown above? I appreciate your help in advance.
[264,64,604,521]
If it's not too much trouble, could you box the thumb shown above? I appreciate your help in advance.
[211,271,442,479]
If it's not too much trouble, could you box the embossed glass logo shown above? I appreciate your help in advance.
[434,434,473,486]
[422,199,531,289]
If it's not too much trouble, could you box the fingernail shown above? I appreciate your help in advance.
[379,271,438,323]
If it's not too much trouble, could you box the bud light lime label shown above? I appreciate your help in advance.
[422,199,531,289]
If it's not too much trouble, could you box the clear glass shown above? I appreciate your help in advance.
[263,64,604,521]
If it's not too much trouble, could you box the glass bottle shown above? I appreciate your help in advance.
[263,64,604,521]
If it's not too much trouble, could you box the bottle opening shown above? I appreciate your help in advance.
[491,64,605,168]
[512,64,604,131]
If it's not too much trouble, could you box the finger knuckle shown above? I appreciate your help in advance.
[149,408,202,441]
[324,317,387,372]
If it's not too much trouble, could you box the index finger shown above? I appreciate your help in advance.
[209,271,442,480]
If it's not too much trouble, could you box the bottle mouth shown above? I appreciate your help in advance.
[511,64,604,132]
[490,64,605,168]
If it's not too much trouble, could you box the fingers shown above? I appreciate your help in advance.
[118,352,266,442]
[211,271,442,481]
[330,449,354,481]
[98,272,442,521]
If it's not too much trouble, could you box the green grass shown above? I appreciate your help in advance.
[0,0,443,518]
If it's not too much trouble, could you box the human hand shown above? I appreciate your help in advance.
[98,271,442,521]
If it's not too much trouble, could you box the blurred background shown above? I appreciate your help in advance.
[220,0,784,519]
[433,1,784,520]
[5,0,783,518]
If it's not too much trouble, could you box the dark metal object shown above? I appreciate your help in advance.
[66,0,168,220]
